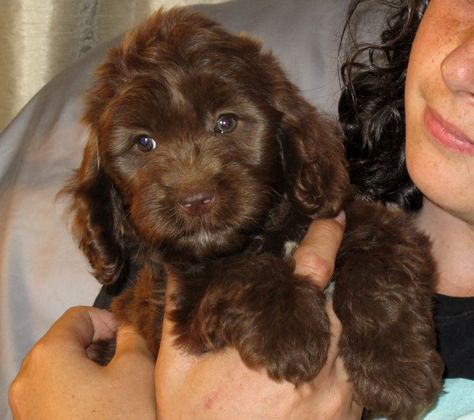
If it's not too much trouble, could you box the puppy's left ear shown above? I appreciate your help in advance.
[272,77,349,218]
[60,135,129,285]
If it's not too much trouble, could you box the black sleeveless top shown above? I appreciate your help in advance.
[433,294,474,379]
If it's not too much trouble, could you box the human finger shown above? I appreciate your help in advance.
[293,211,345,289]
[108,324,155,368]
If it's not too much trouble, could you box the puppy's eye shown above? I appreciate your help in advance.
[214,114,238,134]
[135,135,157,152]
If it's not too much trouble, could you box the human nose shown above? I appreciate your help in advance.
[441,31,474,98]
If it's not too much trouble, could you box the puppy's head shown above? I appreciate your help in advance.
[63,7,348,285]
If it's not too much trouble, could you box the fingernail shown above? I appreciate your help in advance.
[334,210,346,225]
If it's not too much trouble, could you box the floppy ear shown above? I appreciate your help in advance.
[60,134,128,285]
[272,76,349,218]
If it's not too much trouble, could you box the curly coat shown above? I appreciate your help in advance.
[62,8,443,419]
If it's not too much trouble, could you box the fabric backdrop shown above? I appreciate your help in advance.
[0,0,224,133]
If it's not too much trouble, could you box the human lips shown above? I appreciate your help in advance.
[424,107,474,155]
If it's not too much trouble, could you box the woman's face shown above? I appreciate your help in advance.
[405,0,474,223]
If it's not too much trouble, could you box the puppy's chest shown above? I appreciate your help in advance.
[161,207,310,283]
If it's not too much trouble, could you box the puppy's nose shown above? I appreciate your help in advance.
[179,190,215,216]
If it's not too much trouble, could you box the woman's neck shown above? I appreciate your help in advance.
[414,199,474,297]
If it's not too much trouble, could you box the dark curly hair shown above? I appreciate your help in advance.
[338,0,429,212]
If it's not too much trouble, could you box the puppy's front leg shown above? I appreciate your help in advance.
[170,254,330,385]
[333,201,443,419]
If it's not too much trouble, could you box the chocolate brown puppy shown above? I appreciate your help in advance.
[62,8,443,419]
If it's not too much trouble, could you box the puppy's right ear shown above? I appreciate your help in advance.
[60,134,127,285]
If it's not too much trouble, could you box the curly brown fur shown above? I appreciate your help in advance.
[61,7,443,419]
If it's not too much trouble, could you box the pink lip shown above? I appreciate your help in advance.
[424,108,474,155]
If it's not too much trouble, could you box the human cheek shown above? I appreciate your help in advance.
[406,70,474,214]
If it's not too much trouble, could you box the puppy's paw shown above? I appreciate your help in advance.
[175,254,331,385]
[352,347,442,419]
[239,277,331,385]
[339,319,443,419]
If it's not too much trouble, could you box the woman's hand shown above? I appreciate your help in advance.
[156,212,362,420]
[9,306,157,420]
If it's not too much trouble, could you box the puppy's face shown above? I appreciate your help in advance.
[100,79,283,258]
[70,8,347,281]
[87,10,285,258]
